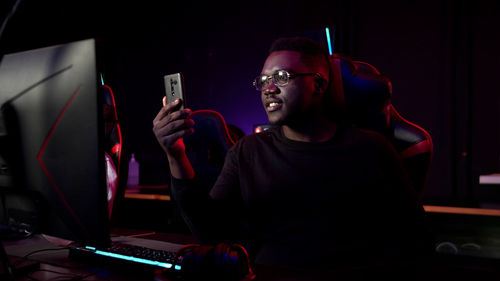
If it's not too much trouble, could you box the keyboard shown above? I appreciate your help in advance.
[69,241,183,272]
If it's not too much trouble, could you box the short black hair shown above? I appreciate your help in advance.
[269,37,330,62]
[268,36,331,79]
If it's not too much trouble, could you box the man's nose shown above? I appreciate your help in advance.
[263,83,279,95]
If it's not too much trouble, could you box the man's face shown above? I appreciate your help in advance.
[260,51,319,125]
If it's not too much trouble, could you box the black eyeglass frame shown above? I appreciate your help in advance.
[252,70,322,91]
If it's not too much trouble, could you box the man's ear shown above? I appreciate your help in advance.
[314,77,329,95]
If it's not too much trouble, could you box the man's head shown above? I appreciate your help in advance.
[256,37,331,126]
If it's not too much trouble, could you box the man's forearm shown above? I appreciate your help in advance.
[167,152,195,180]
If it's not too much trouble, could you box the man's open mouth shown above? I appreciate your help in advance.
[266,101,283,112]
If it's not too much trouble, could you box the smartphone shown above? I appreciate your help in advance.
[164,72,186,110]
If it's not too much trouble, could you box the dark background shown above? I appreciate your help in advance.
[1,0,500,207]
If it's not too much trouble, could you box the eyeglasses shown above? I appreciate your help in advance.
[252,70,322,91]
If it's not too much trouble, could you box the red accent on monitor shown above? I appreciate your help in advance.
[36,84,88,234]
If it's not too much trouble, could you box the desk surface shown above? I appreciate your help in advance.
[424,205,500,216]
[479,173,500,185]
[3,229,195,281]
[124,185,171,201]
[4,222,500,281]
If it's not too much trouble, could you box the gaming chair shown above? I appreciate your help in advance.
[330,54,433,197]
[182,110,239,193]
[102,85,123,218]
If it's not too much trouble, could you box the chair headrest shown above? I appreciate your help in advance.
[330,55,433,195]
[330,54,392,132]
[331,54,391,114]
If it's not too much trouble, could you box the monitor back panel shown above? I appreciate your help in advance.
[0,39,110,247]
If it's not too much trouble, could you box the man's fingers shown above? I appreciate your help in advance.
[153,105,190,127]
[166,98,181,111]
[155,117,193,136]
[153,98,182,124]
[155,109,191,128]
[159,127,195,148]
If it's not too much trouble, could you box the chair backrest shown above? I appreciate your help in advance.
[331,54,433,196]
[183,110,239,192]
[102,84,123,218]
[103,84,123,169]
[388,104,433,196]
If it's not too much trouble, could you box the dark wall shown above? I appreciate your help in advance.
[2,0,500,206]
[350,0,500,206]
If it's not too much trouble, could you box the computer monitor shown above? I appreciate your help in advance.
[0,39,111,247]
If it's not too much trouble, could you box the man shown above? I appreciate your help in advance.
[153,37,432,274]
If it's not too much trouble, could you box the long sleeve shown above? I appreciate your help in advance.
[170,149,244,244]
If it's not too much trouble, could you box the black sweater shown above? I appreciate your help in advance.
[171,126,433,269]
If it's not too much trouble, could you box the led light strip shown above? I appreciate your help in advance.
[85,246,181,270]
[325,27,333,55]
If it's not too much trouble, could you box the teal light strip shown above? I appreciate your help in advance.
[93,250,174,269]
[325,27,333,55]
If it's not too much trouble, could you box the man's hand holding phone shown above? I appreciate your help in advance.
[152,94,195,179]
[153,97,194,157]
[154,71,193,156]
